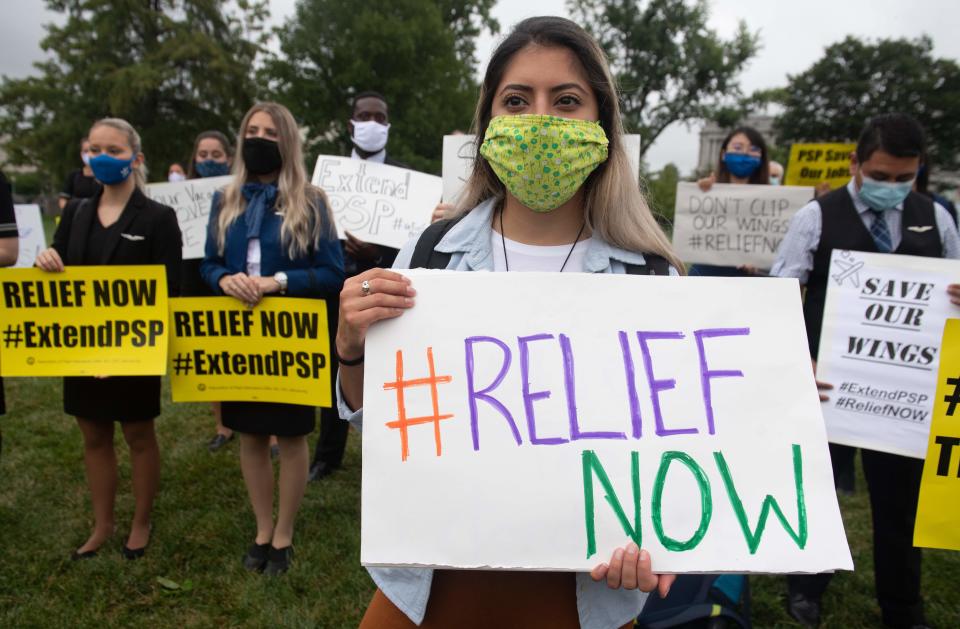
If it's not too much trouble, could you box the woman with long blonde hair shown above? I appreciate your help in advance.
[336,16,678,629]
[201,102,344,575]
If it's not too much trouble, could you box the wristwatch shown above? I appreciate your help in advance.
[274,271,288,295]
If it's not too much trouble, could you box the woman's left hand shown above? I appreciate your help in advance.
[256,276,282,296]
[590,543,675,598]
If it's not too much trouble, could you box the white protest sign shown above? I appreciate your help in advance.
[672,182,814,269]
[145,176,232,260]
[12,205,45,268]
[361,272,852,573]
[442,134,642,204]
[312,156,441,250]
[817,250,960,458]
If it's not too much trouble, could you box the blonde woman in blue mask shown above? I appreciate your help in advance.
[336,16,681,629]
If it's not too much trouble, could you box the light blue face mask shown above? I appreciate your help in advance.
[858,175,914,211]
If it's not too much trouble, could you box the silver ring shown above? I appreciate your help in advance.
[361,280,371,297]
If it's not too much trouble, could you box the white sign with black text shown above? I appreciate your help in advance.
[817,250,960,458]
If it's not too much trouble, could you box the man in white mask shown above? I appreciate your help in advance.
[310,91,405,484]
[348,91,407,168]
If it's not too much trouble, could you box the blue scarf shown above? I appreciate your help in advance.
[241,182,278,241]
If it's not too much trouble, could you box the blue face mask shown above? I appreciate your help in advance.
[858,175,914,211]
[195,160,230,178]
[89,153,136,185]
[723,152,761,179]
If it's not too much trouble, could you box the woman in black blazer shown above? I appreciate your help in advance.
[35,118,182,561]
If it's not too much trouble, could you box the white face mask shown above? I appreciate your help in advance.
[81,151,90,166]
[351,120,390,153]
[168,172,186,183]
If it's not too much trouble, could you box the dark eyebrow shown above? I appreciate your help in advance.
[499,82,589,95]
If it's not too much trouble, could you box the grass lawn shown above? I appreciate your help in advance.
[1,375,958,628]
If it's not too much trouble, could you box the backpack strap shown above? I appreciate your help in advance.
[409,215,465,269]
[623,253,671,276]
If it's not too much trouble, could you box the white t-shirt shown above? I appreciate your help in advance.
[246,238,262,277]
[490,231,588,273]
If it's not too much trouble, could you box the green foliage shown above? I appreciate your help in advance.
[0,0,268,189]
[569,0,758,157]
[644,162,680,226]
[264,0,498,175]
[773,36,960,169]
[5,171,43,199]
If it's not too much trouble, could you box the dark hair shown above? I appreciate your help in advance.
[716,126,770,185]
[470,16,619,187]
[351,91,387,116]
[855,113,926,164]
[186,130,234,179]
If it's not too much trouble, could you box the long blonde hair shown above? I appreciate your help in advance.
[89,118,148,191]
[456,17,685,274]
[217,102,335,258]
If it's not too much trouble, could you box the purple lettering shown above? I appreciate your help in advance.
[618,331,643,439]
[694,328,750,435]
[519,333,568,445]
[636,331,698,437]
[464,336,522,450]
[561,334,626,441]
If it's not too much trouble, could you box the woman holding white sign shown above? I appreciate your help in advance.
[201,102,345,576]
[182,130,238,452]
[691,125,773,278]
[35,118,183,561]
[336,17,679,629]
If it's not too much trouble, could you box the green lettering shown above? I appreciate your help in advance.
[651,451,712,551]
[581,450,641,559]
[713,444,808,554]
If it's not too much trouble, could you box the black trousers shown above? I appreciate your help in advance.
[830,443,857,492]
[313,296,349,468]
[788,449,925,626]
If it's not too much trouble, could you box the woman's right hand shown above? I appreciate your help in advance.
[35,247,65,272]
[697,172,716,192]
[336,269,416,361]
[219,272,262,307]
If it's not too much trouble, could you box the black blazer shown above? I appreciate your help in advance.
[52,188,183,295]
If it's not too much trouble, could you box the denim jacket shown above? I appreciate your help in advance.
[338,197,676,628]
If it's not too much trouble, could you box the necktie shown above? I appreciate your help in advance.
[869,209,892,253]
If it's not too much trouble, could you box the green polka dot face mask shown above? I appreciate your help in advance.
[479,114,609,212]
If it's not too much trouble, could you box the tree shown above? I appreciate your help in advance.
[264,0,498,174]
[569,0,758,158]
[644,162,680,227]
[0,0,267,189]
[774,36,960,169]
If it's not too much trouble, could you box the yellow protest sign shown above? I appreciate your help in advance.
[784,143,855,190]
[914,319,960,550]
[169,297,331,407]
[0,266,169,376]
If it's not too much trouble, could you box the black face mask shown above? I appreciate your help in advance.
[242,137,282,175]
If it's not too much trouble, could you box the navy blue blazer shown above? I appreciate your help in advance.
[200,189,344,297]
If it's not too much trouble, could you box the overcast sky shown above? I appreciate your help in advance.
[3,0,958,173]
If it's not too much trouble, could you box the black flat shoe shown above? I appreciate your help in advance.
[263,545,293,576]
[207,433,234,452]
[122,544,147,560]
[71,549,98,561]
[786,592,821,627]
[308,461,339,482]
[243,542,271,572]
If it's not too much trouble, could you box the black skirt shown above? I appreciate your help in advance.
[181,258,215,297]
[221,402,315,437]
[63,376,161,422]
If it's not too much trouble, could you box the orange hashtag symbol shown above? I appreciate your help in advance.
[383,347,454,461]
